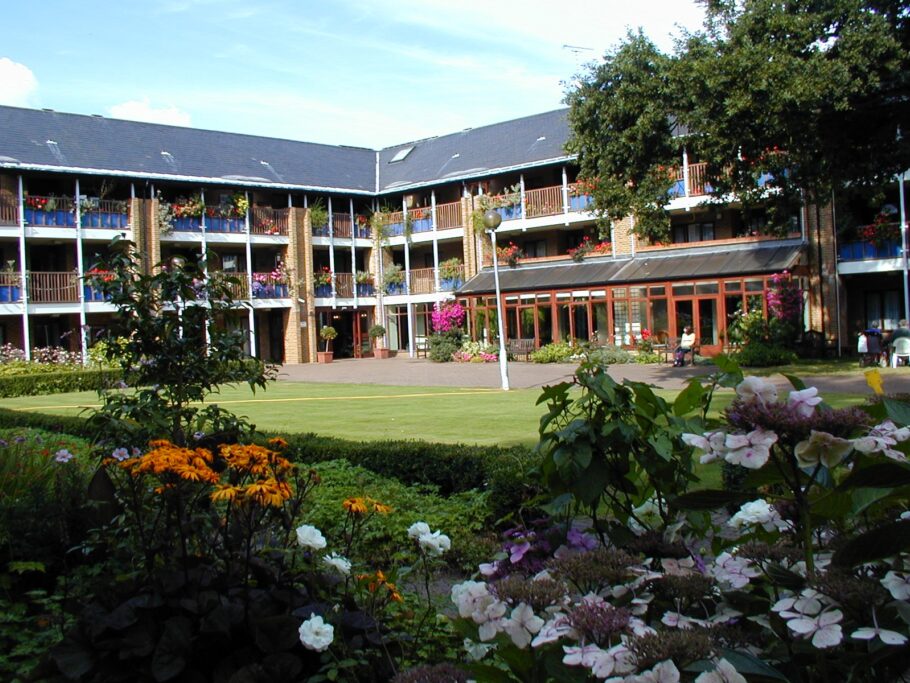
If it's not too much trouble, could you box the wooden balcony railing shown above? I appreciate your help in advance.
[224,278,249,300]
[333,213,353,239]
[29,271,79,303]
[0,196,19,226]
[249,207,288,236]
[334,272,354,298]
[435,200,462,230]
[383,210,407,237]
[408,267,436,295]
[525,186,563,219]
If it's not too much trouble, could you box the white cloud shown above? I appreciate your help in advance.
[108,98,191,126]
[0,57,38,107]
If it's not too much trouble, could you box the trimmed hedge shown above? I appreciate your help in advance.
[0,368,122,398]
[0,407,539,521]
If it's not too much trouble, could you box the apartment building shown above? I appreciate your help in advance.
[0,104,890,363]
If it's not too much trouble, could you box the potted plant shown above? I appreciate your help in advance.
[382,263,405,294]
[355,270,374,296]
[496,242,524,267]
[369,324,390,359]
[308,200,329,236]
[0,261,19,303]
[313,267,333,297]
[318,325,337,363]
[438,257,463,290]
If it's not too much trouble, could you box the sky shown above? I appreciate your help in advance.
[0,0,706,150]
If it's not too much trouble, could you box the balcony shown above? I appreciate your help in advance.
[525,186,563,219]
[251,207,289,236]
[1,196,19,226]
[333,213,353,239]
[436,200,463,230]
[203,205,245,233]
[23,196,76,227]
[839,240,903,261]
[0,271,22,302]
[80,199,130,229]
[669,162,710,198]
[28,272,80,303]
[251,273,289,298]
[408,267,436,294]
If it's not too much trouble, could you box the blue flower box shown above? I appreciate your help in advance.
[439,277,462,291]
[569,194,592,211]
[174,216,202,232]
[384,283,405,295]
[315,284,332,297]
[411,217,432,233]
[356,283,375,297]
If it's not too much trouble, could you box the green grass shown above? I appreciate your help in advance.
[0,381,869,447]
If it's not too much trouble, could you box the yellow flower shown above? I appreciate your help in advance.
[268,437,289,449]
[372,501,392,514]
[210,484,241,503]
[865,369,884,396]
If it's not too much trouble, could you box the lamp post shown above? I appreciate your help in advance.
[483,209,510,391]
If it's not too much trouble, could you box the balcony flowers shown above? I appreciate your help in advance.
[496,242,524,267]
[567,235,612,261]
[857,211,900,246]
[313,267,332,287]
[172,194,204,218]
[25,195,51,211]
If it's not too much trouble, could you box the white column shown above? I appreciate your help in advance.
[245,190,256,356]
[519,174,526,219]
[327,196,336,306]
[17,176,30,360]
[682,148,690,198]
[899,171,909,324]
[199,189,210,351]
[431,190,439,292]
[350,198,357,304]
[562,166,570,217]
[75,179,88,364]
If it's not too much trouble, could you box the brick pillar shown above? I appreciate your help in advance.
[140,198,161,274]
[805,202,839,344]
[461,197,480,277]
[612,216,634,257]
[282,207,305,363]
[297,207,318,363]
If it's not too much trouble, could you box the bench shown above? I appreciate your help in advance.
[507,338,535,361]
[415,336,429,358]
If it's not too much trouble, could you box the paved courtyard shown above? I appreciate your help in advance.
[276,356,889,395]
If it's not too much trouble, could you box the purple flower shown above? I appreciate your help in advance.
[0,439,7,447]
[14,436,26,444]
[55,449,74,463]
[111,447,130,461]
[193,431,205,441]
[567,528,597,551]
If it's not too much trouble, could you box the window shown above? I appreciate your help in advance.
[523,240,547,258]
[672,222,715,243]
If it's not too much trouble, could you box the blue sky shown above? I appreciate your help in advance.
[0,0,705,149]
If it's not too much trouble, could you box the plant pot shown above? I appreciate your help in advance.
[0,286,8,303]
[356,284,374,297]
[10,286,20,302]
[317,351,333,363]
[315,284,332,297]
[374,348,391,359]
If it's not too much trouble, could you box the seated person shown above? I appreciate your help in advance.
[674,326,696,366]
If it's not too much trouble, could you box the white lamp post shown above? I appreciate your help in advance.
[483,209,510,391]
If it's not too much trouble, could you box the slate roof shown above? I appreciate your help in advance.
[0,105,377,193]
[377,109,572,191]
[0,105,575,195]
[457,242,804,295]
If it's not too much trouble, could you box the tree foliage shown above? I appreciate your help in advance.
[566,0,910,241]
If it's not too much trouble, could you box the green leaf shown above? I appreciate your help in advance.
[7,561,45,574]
[253,615,300,654]
[673,382,705,416]
[839,462,910,490]
[808,491,852,519]
[151,616,191,682]
[573,456,612,506]
[51,636,95,679]
[832,521,910,567]
[465,663,521,683]
[883,398,910,427]
[671,489,748,511]
[716,648,790,681]
[782,373,806,391]
[851,488,893,515]
[765,563,806,590]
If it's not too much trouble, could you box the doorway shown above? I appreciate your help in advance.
[674,297,721,355]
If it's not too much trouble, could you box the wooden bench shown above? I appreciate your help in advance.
[415,336,429,358]
[507,338,535,361]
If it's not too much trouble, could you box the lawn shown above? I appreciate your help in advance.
[1,380,869,447]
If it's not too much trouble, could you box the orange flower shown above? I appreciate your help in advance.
[343,497,369,515]
[268,437,289,449]
[210,484,242,503]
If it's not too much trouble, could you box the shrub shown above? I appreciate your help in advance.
[0,368,122,397]
[733,342,798,367]
[302,459,492,570]
[529,341,581,363]
[428,330,462,362]
[584,344,634,365]
[0,407,93,438]
[633,351,663,364]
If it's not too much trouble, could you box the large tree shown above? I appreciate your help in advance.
[566,0,910,241]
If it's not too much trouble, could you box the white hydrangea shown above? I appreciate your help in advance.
[502,602,545,648]
[736,376,779,405]
[694,658,748,683]
[787,387,823,417]
[409,521,451,556]
[711,551,762,589]
[795,430,853,468]
[728,499,789,533]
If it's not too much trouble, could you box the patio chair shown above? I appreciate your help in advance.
[892,337,910,368]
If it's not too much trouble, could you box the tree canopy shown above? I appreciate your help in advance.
[566,0,910,241]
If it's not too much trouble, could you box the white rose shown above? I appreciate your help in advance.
[298,614,334,651]
[296,524,326,550]
[322,552,351,576]
[407,521,431,539]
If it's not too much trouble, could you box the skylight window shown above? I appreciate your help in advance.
[389,146,414,163]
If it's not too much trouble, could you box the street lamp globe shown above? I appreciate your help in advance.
[482,209,502,231]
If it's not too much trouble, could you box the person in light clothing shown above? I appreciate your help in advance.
[674,326,696,367]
